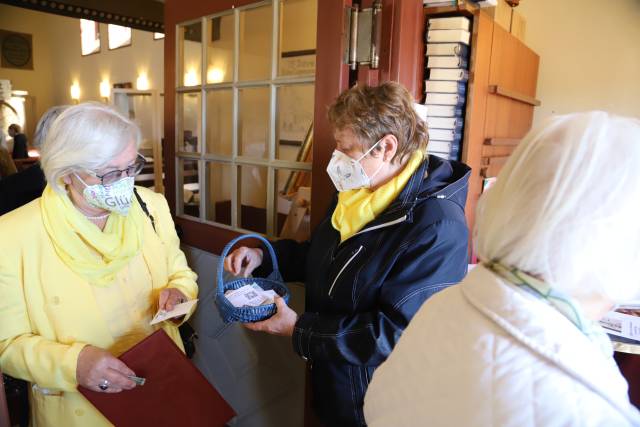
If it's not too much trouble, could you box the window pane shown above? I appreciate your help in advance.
[181,159,200,217]
[275,169,311,240]
[207,14,234,84]
[179,22,203,86]
[278,0,317,76]
[205,89,233,156]
[205,162,232,225]
[238,87,270,159]
[276,84,314,161]
[239,5,273,81]
[239,164,268,233]
[178,92,201,153]
[108,24,131,50]
[80,19,100,56]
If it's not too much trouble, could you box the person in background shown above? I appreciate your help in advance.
[364,111,640,427]
[0,106,68,215]
[0,103,198,427]
[0,130,17,179]
[224,82,471,426]
[8,123,28,159]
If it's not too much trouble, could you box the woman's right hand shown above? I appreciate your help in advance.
[224,246,264,277]
[76,345,137,393]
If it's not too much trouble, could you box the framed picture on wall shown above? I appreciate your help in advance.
[279,50,316,76]
[0,30,33,70]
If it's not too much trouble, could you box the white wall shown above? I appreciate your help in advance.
[518,0,640,125]
[0,4,163,136]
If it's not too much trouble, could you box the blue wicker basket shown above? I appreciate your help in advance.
[215,234,290,323]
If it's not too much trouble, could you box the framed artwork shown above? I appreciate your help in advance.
[279,49,316,76]
[0,30,33,70]
[80,19,100,56]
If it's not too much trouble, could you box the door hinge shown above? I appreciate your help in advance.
[343,1,382,71]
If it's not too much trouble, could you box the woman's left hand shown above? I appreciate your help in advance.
[158,288,188,312]
[243,297,298,337]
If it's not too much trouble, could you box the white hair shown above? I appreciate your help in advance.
[33,105,70,149]
[40,102,141,193]
[475,111,640,303]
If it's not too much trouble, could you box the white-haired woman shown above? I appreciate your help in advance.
[364,111,640,427]
[0,103,198,426]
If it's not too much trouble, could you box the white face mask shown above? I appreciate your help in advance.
[326,138,385,192]
[75,173,135,216]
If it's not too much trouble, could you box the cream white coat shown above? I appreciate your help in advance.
[364,265,640,427]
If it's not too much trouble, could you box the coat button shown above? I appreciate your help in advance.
[52,296,60,305]
[75,409,84,416]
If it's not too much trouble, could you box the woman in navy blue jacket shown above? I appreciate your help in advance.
[224,82,470,426]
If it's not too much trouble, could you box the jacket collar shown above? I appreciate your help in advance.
[363,155,471,229]
[461,265,640,423]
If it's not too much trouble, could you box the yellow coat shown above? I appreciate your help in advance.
[0,187,199,427]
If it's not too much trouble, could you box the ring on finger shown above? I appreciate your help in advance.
[98,379,109,391]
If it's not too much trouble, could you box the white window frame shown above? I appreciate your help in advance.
[175,0,315,237]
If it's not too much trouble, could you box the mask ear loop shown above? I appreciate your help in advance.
[73,172,91,188]
[356,136,386,162]
[357,136,388,185]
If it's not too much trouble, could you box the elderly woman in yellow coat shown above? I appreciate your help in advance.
[0,103,198,426]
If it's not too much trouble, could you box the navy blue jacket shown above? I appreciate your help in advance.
[257,155,470,426]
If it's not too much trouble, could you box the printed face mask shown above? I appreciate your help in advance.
[75,173,135,216]
[326,138,385,192]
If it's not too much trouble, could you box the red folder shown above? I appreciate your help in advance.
[79,329,235,427]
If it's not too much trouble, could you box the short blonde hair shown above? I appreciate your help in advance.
[40,102,141,193]
[475,111,640,303]
[328,82,428,163]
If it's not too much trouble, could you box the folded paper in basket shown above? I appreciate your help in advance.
[225,283,279,308]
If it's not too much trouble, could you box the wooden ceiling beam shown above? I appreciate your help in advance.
[0,0,164,32]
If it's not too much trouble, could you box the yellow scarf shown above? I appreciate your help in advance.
[40,184,144,286]
[332,150,424,242]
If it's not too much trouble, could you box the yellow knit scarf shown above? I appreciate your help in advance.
[331,150,424,242]
[40,184,144,286]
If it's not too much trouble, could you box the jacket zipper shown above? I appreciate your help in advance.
[351,215,408,239]
[328,245,363,296]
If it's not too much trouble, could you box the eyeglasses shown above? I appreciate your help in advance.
[87,154,146,186]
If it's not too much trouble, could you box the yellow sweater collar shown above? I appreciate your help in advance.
[40,185,144,286]
[331,150,425,243]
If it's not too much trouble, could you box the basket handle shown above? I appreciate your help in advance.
[216,234,282,296]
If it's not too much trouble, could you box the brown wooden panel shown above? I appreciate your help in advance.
[459,10,494,236]
[483,22,540,141]
[310,0,352,231]
[488,85,541,106]
[481,145,514,158]
[481,155,509,167]
[487,22,539,98]
[485,137,520,146]
[422,2,478,17]
[379,0,425,100]
[480,161,506,178]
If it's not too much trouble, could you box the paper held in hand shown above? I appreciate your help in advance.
[150,299,198,325]
[225,283,279,308]
[599,309,640,342]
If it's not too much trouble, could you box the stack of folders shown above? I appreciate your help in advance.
[422,15,470,161]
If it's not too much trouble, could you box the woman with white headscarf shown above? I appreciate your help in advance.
[364,111,640,427]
